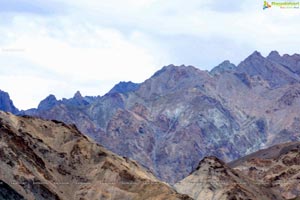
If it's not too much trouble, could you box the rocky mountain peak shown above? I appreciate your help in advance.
[236,50,266,73]
[43,94,57,101]
[70,91,92,106]
[73,91,82,99]
[236,50,300,87]
[246,50,265,61]
[266,51,300,75]
[0,90,19,114]
[151,64,200,78]
[108,81,139,94]
[267,50,281,60]
[137,64,211,100]
[210,60,236,75]
[37,94,58,110]
[219,60,232,65]
[253,50,262,56]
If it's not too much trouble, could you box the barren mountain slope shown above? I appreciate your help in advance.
[174,156,282,200]
[229,142,300,199]
[0,111,191,200]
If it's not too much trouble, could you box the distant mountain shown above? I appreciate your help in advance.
[0,90,19,114]
[108,81,140,94]
[3,50,300,185]
[267,50,300,75]
[37,94,58,110]
[37,91,98,111]
[236,51,300,87]
[0,111,191,200]
[210,60,236,75]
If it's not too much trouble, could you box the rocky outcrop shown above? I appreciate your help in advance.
[0,111,191,200]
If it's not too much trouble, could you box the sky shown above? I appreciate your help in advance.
[1,0,300,109]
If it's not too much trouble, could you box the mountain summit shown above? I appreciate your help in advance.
[210,60,236,75]
[0,90,19,114]
[237,50,300,87]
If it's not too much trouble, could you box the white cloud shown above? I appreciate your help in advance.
[1,0,300,109]
[62,0,300,61]
[0,14,171,109]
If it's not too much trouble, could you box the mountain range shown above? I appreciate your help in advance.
[1,50,300,186]
[1,110,300,199]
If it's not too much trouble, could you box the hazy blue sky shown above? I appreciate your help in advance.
[0,0,300,109]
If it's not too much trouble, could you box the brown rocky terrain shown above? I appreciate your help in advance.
[0,111,191,200]
[175,141,300,200]
[174,156,282,200]
[229,141,300,200]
